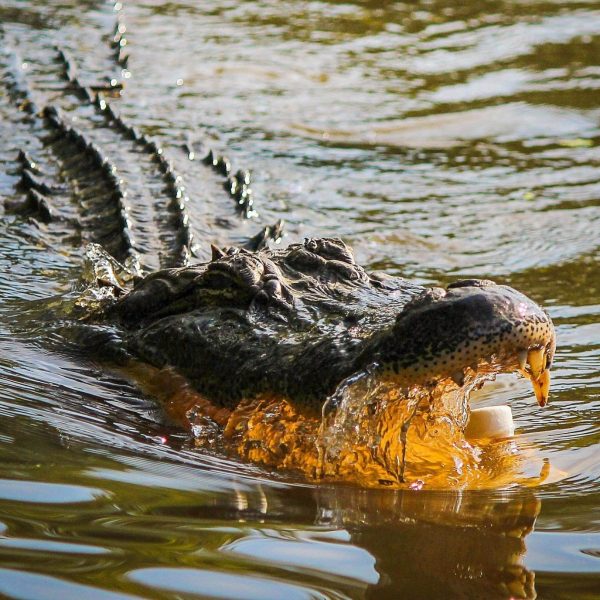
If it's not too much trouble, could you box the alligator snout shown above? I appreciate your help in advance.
[374,279,556,406]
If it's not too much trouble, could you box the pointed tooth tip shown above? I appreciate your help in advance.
[532,369,551,407]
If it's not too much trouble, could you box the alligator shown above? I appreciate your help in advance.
[0,3,555,488]
[77,239,554,488]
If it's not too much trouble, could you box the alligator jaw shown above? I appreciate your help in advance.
[370,279,556,409]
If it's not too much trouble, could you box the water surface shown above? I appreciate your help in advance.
[0,0,599,598]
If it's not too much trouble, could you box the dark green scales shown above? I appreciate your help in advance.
[97,237,555,411]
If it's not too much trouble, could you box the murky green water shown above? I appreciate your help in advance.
[0,0,599,598]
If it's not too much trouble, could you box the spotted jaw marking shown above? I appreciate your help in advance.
[377,280,556,408]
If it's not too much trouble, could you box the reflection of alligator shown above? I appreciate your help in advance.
[319,485,540,599]
[148,472,541,599]
[1,5,555,487]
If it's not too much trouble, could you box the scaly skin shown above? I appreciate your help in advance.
[74,236,555,487]
[104,237,555,411]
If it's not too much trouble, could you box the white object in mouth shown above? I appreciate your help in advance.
[465,405,515,440]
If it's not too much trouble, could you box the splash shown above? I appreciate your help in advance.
[198,365,548,489]
[120,357,552,490]
[317,368,494,488]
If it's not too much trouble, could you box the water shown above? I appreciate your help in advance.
[0,0,599,597]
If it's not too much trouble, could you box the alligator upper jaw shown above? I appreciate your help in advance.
[371,279,556,408]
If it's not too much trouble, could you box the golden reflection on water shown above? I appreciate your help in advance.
[318,486,542,600]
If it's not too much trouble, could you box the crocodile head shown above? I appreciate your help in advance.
[82,239,556,486]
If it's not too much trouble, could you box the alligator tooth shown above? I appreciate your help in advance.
[531,368,550,407]
[505,578,528,600]
[527,348,545,380]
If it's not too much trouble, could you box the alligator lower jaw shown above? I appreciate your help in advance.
[248,340,555,489]
[98,296,555,489]
[219,381,540,490]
